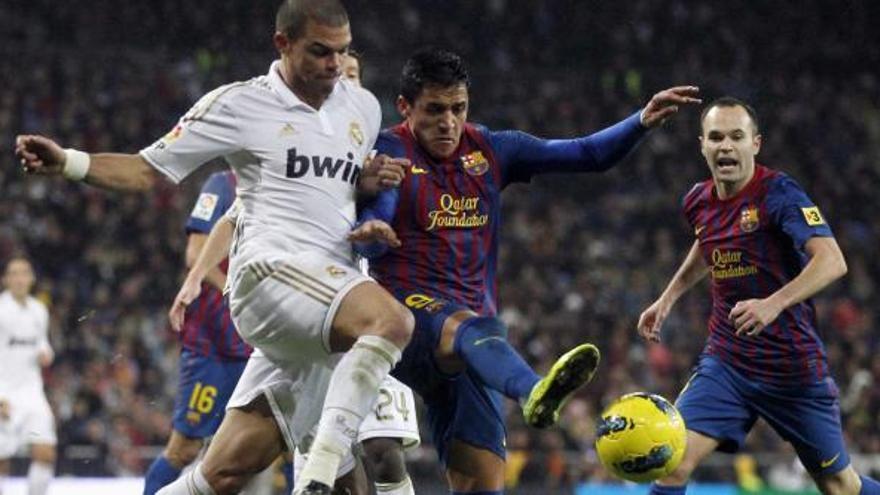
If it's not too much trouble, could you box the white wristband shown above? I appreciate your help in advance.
[63,149,91,181]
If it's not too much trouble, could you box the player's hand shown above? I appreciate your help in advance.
[168,276,203,332]
[637,299,671,343]
[730,298,781,337]
[0,398,10,421]
[640,86,702,128]
[348,220,401,248]
[358,153,410,196]
[15,134,66,175]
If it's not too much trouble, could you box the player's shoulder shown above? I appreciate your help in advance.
[27,295,48,315]
[337,81,381,116]
[682,177,714,209]
[376,124,407,155]
[756,164,804,197]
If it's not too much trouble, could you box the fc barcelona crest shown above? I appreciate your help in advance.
[740,205,759,233]
[460,151,489,176]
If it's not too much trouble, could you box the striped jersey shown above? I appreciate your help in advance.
[182,171,251,359]
[360,112,646,315]
[683,164,834,384]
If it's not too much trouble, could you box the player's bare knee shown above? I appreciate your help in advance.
[164,438,203,468]
[202,462,255,495]
[372,301,414,348]
[816,468,861,495]
[30,444,56,464]
[362,438,406,483]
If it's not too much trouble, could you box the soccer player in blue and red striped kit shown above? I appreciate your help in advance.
[638,97,880,495]
[143,170,256,495]
[351,48,700,494]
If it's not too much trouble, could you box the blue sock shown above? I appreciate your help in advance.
[453,316,540,401]
[861,475,880,495]
[143,455,182,495]
[650,483,687,495]
[283,461,294,494]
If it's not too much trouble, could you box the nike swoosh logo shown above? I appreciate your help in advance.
[820,452,840,469]
[695,225,706,236]
[411,166,429,175]
[473,336,506,346]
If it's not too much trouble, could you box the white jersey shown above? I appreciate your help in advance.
[0,291,52,398]
[140,60,381,285]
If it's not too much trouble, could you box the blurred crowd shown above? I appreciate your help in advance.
[1,0,878,490]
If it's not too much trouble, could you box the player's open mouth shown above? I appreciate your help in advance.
[716,157,738,169]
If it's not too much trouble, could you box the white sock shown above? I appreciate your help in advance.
[27,462,53,495]
[376,476,414,495]
[157,463,216,495]
[296,335,401,490]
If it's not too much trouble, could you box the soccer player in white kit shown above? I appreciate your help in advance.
[0,256,56,495]
[14,1,414,494]
[168,52,421,495]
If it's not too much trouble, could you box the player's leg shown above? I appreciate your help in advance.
[294,445,371,495]
[296,281,413,493]
[358,375,419,495]
[434,307,599,428]
[751,376,880,495]
[143,430,204,495]
[651,357,755,494]
[362,438,412,495]
[157,397,284,495]
[446,440,505,494]
[27,443,55,495]
[145,350,247,494]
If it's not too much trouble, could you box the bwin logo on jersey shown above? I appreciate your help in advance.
[285,147,361,184]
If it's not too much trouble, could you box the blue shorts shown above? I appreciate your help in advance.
[390,291,506,465]
[677,355,849,475]
[172,349,248,438]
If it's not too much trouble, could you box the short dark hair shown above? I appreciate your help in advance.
[3,253,33,274]
[700,96,760,134]
[400,48,470,103]
[275,0,349,40]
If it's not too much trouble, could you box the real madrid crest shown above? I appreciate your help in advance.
[326,265,346,278]
[739,205,759,233]
[349,121,364,147]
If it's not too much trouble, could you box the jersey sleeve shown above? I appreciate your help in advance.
[185,172,235,235]
[489,111,646,185]
[139,86,241,184]
[353,132,402,259]
[765,174,833,249]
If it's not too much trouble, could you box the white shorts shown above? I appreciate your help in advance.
[227,251,372,450]
[229,252,371,363]
[293,375,420,478]
[0,391,56,458]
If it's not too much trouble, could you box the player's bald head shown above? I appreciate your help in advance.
[276,0,349,40]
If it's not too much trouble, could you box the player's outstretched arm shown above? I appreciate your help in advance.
[16,134,160,191]
[730,236,847,337]
[638,240,709,342]
[639,86,702,128]
[169,215,235,331]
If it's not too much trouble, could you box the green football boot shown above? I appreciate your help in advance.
[523,343,601,428]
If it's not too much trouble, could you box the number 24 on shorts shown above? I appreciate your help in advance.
[374,387,410,422]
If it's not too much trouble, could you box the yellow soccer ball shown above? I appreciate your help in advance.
[595,393,687,483]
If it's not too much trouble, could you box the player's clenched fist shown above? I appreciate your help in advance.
[358,153,409,196]
[15,134,66,175]
[640,86,702,128]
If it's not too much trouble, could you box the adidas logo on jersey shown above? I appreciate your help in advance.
[285,147,361,184]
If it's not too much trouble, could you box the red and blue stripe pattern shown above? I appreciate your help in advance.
[682,164,833,384]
